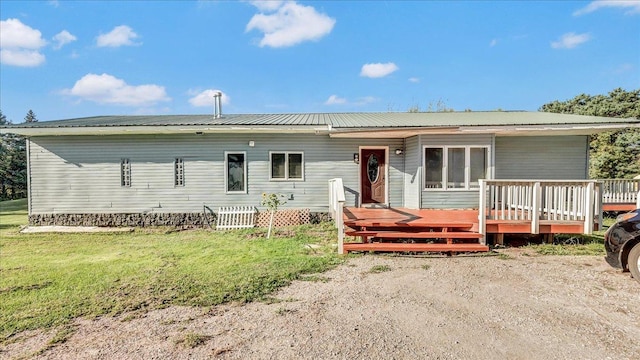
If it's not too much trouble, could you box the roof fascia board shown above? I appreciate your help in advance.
[329,122,639,138]
[0,125,331,137]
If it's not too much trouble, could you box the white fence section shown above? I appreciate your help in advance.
[478,180,601,241]
[600,179,640,205]
[328,178,346,254]
[216,206,256,230]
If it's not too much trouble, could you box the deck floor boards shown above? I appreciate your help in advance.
[341,207,593,253]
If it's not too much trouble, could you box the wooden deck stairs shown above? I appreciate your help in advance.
[342,208,489,254]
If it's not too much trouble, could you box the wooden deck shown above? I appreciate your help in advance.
[342,207,586,254]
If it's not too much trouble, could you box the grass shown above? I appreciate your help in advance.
[524,217,615,256]
[0,200,342,343]
[367,264,391,273]
[174,332,211,348]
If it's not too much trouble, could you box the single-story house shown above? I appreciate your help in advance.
[2,111,639,236]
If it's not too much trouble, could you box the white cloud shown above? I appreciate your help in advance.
[188,89,230,107]
[324,95,376,106]
[64,73,170,106]
[408,77,420,83]
[324,95,347,105]
[574,0,640,16]
[96,25,140,47]
[354,96,377,106]
[551,32,591,49]
[613,63,635,74]
[360,62,399,78]
[52,30,77,49]
[0,18,47,67]
[246,1,336,48]
[250,0,286,12]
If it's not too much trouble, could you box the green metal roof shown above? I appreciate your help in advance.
[5,111,638,128]
[2,112,638,137]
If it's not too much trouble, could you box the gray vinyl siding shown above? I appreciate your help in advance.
[420,134,494,209]
[28,134,404,214]
[403,136,421,209]
[495,136,588,180]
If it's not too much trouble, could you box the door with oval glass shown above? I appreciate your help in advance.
[360,148,387,205]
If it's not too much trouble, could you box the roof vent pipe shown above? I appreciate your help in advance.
[213,92,222,119]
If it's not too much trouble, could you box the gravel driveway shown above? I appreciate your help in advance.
[4,249,640,360]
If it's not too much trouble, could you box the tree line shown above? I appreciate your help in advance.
[539,88,640,179]
[0,89,638,201]
[0,110,37,200]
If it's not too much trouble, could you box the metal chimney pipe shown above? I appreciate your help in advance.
[213,92,222,119]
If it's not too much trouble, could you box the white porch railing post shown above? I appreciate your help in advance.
[596,182,603,230]
[636,190,640,209]
[583,181,595,234]
[328,178,346,254]
[531,181,541,234]
[478,179,487,245]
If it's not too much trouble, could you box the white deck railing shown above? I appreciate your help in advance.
[600,179,639,205]
[328,178,346,254]
[478,180,601,242]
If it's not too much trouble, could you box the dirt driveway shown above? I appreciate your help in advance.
[4,249,640,360]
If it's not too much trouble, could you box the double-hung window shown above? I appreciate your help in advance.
[225,152,247,193]
[424,146,489,190]
[270,152,304,181]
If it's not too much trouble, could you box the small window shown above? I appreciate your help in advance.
[424,148,443,189]
[447,148,465,189]
[270,152,304,180]
[174,158,184,187]
[121,158,131,187]
[469,148,487,189]
[226,152,247,193]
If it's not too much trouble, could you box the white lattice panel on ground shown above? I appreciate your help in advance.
[256,209,311,227]
[216,206,256,230]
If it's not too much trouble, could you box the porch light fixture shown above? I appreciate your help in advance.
[353,153,359,164]
[395,148,404,155]
[249,141,255,147]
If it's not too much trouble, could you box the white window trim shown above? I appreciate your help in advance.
[422,145,490,191]
[225,151,247,194]
[269,151,304,181]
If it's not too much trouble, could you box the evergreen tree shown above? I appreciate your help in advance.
[540,88,640,179]
[24,109,38,123]
[0,110,31,200]
[0,110,11,199]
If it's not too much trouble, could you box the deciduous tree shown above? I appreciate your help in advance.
[540,88,640,179]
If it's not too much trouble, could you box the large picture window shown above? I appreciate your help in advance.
[225,152,246,193]
[424,146,489,190]
[270,152,304,180]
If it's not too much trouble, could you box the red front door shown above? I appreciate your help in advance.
[361,148,386,204]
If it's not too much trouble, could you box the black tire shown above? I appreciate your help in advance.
[629,244,640,284]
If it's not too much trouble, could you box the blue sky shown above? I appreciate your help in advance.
[1,0,639,122]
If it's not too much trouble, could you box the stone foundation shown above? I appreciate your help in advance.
[29,209,329,228]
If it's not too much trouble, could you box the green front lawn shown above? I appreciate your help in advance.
[0,201,342,342]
